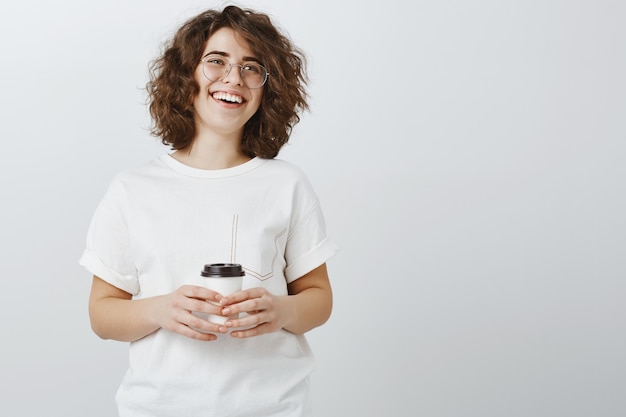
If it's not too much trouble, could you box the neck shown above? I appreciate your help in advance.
[172,131,251,170]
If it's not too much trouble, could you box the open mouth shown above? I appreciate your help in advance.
[212,91,244,104]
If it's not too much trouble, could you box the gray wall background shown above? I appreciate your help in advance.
[1,0,624,416]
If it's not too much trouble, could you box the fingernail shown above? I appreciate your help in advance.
[222,308,231,315]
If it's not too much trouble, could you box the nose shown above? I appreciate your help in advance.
[222,64,244,86]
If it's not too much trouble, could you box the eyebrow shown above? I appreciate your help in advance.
[202,50,262,64]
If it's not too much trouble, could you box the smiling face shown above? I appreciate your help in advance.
[192,27,264,142]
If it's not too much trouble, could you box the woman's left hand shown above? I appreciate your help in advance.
[218,288,290,338]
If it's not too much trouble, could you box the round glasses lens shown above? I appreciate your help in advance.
[241,63,267,89]
[202,58,267,89]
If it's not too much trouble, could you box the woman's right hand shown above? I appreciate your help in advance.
[153,285,226,341]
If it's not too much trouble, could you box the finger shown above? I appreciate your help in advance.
[220,297,266,317]
[229,323,272,339]
[181,285,223,302]
[186,298,223,315]
[223,309,268,330]
[169,318,219,341]
[181,311,228,334]
[219,287,267,306]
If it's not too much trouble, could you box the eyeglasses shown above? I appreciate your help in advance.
[201,54,269,89]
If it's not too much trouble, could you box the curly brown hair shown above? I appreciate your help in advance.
[146,5,308,159]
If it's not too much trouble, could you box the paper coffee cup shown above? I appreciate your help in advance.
[201,263,244,324]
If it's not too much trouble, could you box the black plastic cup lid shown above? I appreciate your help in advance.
[201,263,245,277]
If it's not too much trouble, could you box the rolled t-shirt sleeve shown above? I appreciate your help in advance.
[79,179,140,295]
[283,169,339,283]
[284,201,339,283]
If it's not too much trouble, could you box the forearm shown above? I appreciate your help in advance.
[282,264,333,335]
[281,287,332,335]
[89,276,163,342]
[90,294,163,342]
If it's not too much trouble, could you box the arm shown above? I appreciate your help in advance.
[283,263,333,334]
[88,275,226,342]
[219,263,333,337]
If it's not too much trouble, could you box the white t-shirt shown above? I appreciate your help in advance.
[80,154,339,417]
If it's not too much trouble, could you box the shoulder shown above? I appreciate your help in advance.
[259,159,321,208]
[110,156,171,184]
[259,158,311,184]
[102,157,167,200]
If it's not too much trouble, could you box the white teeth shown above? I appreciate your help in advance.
[212,91,243,103]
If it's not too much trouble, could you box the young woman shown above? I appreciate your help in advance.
[80,6,338,416]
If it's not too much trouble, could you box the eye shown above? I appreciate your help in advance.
[242,63,262,74]
[204,55,226,65]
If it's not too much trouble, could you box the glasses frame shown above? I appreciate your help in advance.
[200,55,269,89]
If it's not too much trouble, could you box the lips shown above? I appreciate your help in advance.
[212,91,245,104]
